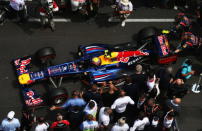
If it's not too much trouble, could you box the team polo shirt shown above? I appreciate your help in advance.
[181,63,192,79]
[111,96,135,113]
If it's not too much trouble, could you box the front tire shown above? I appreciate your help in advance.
[36,47,56,65]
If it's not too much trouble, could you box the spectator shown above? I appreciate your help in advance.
[166,98,181,115]
[8,0,27,22]
[35,116,49,131]
[118,0,133,27]
[130,111,150,131]
[20,109,36,131]
[136,93,147,111]
[70,0,86,12]
[98,107,112,129]
[67,106,84,130]
[110,0,133,27]
[156,66,174,99]
[50,90,86,111]
[1,111,21,131]
[84,100,98,119]
[180,59,195,81]
[163,110,175,131]
[111,90,135,121]
[83,84,103,107]
[111,117,129,131]
[175,59,195,82]
[123,76,140,101]
[80,114,99,131]
[131,64,147,93]
[167,78,188,98]
[151,116,160,129]
[102,81,119,107]
[50,113,70,131]
[146,72,160,99]
[143,98,161,118]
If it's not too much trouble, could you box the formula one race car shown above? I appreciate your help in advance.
[12,27,177,108]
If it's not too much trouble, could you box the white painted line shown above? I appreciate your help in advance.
[28,18,71,22]
[108,18,175,22]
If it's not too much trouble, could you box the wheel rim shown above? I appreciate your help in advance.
[54,97,66,105]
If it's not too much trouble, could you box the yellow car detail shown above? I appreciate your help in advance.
[18,73,31,85]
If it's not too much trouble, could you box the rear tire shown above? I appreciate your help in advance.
[138,27,158,42]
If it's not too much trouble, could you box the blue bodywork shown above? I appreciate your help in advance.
[13,39,176,107]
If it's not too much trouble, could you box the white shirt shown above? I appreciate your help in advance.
[147,75,156,92]
[80,120,98,131]
[111,96,135,113]
[163,113,174,128]
[84,100,98,118]
[10,0,25,11]
[130,117,150,131]
[35,123,49,131]
[98,107,110,126]
[1,118,20,131]
[118,2,133,11]
[111,123,129,131]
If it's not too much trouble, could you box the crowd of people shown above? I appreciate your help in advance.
[0,57,196,131]
[0,0,201,27]
[0,0,201,131]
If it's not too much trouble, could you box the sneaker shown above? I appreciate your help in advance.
[174,6,178,10]
[111,5,116,8]
[121,21,125,27]
[108,17,113,22]
[184,5,188,9]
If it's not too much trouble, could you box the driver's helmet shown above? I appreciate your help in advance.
[104,50,111,58]
[92,57,101,66]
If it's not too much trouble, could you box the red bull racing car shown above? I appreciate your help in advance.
[12,27,177,108]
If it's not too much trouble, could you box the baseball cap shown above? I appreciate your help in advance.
[7,111,15,119]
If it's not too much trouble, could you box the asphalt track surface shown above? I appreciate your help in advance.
[0,3,202,131]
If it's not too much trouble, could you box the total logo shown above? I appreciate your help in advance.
[127,57,142,65]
